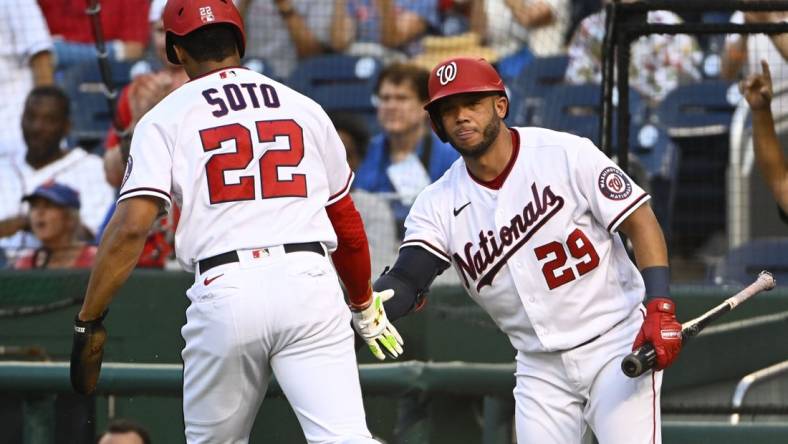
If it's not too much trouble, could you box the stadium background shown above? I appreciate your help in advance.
[1,0,788,442]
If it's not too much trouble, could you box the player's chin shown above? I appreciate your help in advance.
[448,136,483,158]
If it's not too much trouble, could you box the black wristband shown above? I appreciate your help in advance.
[279,7,295,18]
[641,266,670,300]
[74,309,109,330]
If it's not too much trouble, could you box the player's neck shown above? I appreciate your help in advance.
[185,56,242,79]
[464,125,513,182]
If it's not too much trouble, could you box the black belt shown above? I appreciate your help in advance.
[198,242,324,274]
[569,334,601,351]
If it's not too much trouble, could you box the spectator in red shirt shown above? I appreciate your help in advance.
[14,182,96,270]
[98,0,184,269]
[37,0,150,69]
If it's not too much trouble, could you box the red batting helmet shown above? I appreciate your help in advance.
[424,57,508,142]
[163,0,246,65]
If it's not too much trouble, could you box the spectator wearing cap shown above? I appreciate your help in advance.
[0,86,114,255]
[13,182,97,270]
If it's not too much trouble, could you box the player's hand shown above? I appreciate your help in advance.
[70,310,108,395]
[351,290,404,360]
[632,298,682,370]
[740,60,773,112]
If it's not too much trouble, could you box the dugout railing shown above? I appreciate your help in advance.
[3,357,788,444]
[2,268,788,442]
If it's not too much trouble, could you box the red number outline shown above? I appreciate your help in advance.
[199,120,308,204]
[534,228,600,290]
[256,120,307,199]
[200,123,255,204]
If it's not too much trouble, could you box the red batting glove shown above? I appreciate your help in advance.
[632,298,682,370]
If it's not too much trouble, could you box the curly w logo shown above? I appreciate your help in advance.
[436,62,457,86]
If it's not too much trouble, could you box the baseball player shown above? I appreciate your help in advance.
[375,57,682,443]
[69,1,402,443]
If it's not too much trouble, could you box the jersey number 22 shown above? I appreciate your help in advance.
[199,120,307,204]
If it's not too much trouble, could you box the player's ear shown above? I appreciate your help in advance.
[172,44,188,65]
[494,95,509,119]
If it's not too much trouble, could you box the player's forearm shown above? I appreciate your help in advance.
[752,108,788,209]
[79,199,159,320]
[618,204,668,270]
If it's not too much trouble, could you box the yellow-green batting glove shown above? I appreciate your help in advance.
[351,289,404,360]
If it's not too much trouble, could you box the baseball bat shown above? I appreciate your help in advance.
[621,271,776,378]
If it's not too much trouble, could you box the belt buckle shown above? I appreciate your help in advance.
[251,248,270,259]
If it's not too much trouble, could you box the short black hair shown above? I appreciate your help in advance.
[26,85,70,119]
[171,24,239,63]
[330,113,370,159]
[101,418,151,444]
[374,63,430,102]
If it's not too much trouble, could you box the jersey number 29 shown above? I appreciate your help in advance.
[534,228,600,290]
[199,120,307,204]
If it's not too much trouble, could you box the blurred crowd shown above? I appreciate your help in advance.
[0,0,786,277]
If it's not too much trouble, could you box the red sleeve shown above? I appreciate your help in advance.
[326,194,373,309]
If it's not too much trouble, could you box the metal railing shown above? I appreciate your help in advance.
[0,360,516,444]
[730,359,788,424]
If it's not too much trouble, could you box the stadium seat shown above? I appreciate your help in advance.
[286,54,383,134]
[508,55,569,126]
[538,83,677,232]
[709,238,788,286]
[655,80,738,256]
[242,57,278,81]
[61,60,135,150]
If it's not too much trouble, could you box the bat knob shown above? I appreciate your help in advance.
[621,343,657,378]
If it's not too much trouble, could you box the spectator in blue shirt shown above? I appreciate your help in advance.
[354,63,459,233]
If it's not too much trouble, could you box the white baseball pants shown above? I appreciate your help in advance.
[181,247,378,443]
[513,306,662,444]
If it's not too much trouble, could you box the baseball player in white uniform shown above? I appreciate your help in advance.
[69,1,402,443]
[374,57,683,443]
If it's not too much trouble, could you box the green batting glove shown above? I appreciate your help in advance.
[351,289,404,360]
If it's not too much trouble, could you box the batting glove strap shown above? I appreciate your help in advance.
[73,309,109,334]
[351,290,404,360]
[646,297,675,314]
[70,310,109,395]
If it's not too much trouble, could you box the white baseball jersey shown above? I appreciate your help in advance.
[402,127,649,352]
[118,67,353,271]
